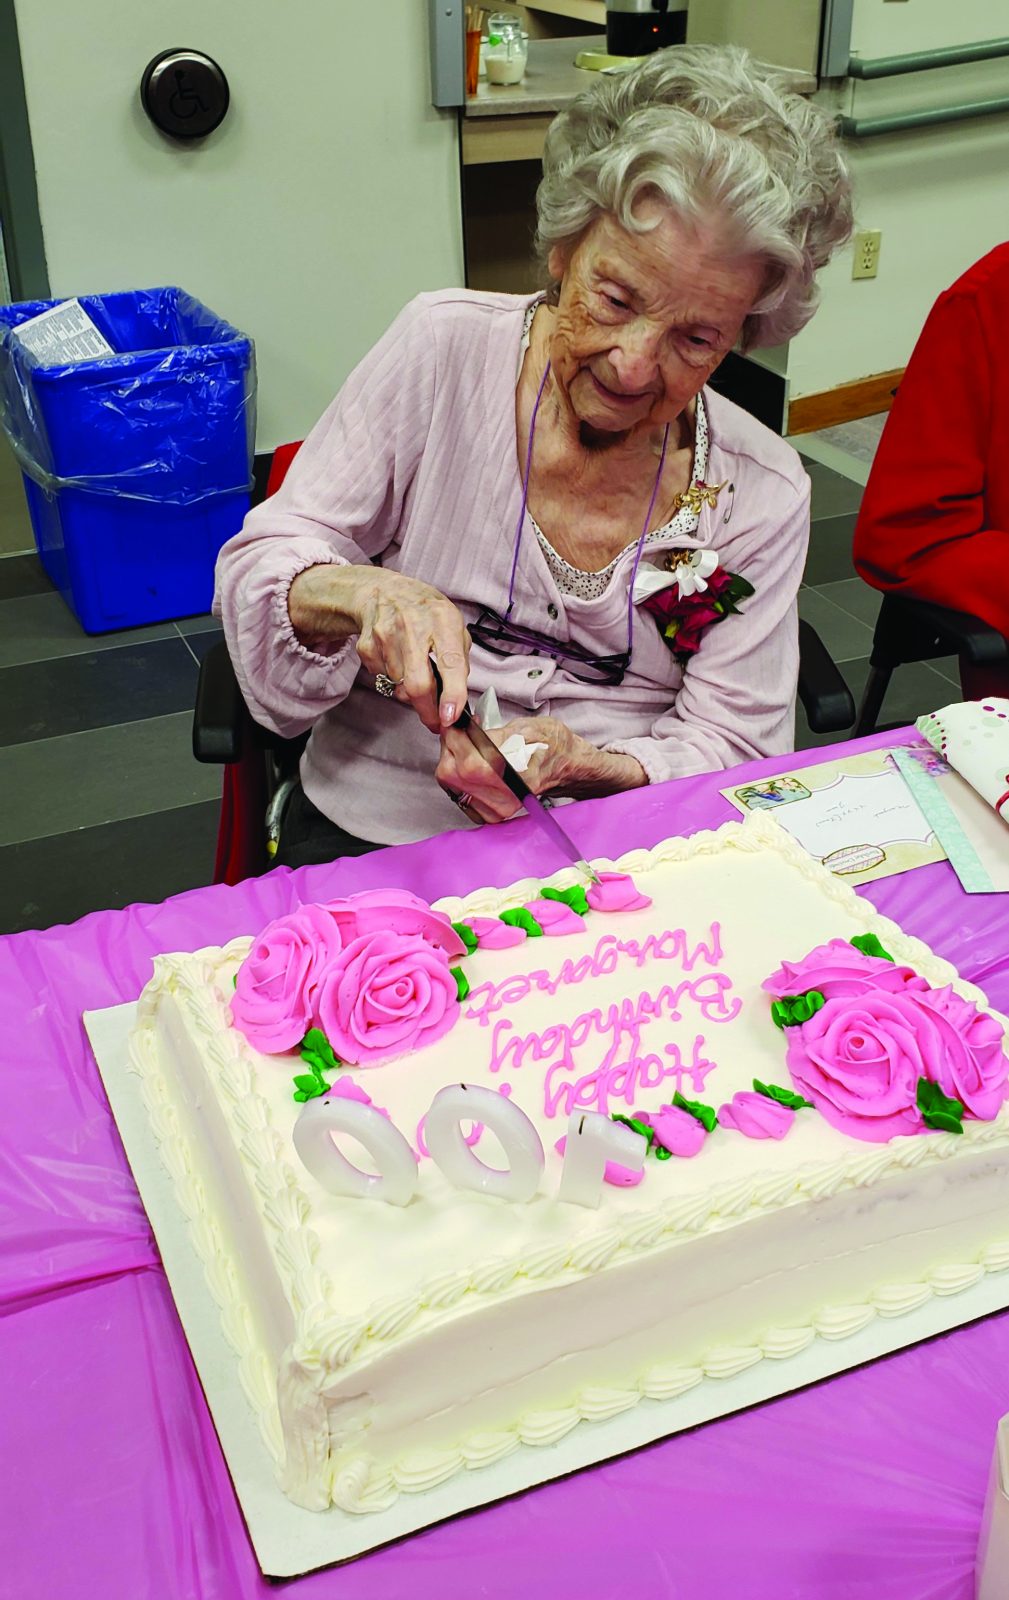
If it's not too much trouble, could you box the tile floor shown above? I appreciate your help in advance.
[0,419,962,935]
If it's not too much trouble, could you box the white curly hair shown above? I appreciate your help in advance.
[536,44,853,349]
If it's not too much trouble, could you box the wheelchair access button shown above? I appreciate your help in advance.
[141,49,230,141]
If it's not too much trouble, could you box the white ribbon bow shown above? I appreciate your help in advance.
[632,548,719,604]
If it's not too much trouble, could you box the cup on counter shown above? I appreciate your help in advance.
[485,14,527,85]
[465,28,482,95]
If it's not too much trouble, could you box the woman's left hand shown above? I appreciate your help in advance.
[436,716,646,824]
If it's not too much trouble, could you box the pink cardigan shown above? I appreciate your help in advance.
[214,290,810,845]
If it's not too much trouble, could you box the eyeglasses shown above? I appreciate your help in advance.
[468,607,631,686]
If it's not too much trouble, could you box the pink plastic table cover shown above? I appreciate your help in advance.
[3,729,1008,1600]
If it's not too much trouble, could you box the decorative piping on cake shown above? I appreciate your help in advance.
[161,815,1009,1385]
[128,996,286,1468]
[326,1236,1009,1514]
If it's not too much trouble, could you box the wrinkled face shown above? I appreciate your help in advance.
[547,200,767,437]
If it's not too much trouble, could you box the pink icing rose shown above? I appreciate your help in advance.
[328,1075,390,1119]
[763,940,928,1003]
[586,873,652,914]
[911,984,1009,1121]
[652,1104,708,1157]
[315,929,459,1066]
[718,1091,795,1140]
[466,916,527,950]
[554,1134,645,1188]
[526,898,585,936]
[322,889,465,961]
[785,990,932,1143]
[231,904,346,1053]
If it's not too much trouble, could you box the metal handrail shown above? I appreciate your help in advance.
[839,94,1009,139]
[847,36,1009,79]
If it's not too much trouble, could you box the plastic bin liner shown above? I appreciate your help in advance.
[3,734,1009,1598]
[0,286,255,505]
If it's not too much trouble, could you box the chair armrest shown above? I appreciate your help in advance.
[193,640,246,763]
[797,619,856,735]
[882,595,1009,666]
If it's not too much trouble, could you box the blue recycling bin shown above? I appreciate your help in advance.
[0,287,255,632]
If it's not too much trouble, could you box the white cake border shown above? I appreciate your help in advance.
[88,995,1009,1575]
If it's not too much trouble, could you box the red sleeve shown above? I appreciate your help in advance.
[853,288,1009,637]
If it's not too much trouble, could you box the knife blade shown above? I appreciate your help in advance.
[429,659,600,885]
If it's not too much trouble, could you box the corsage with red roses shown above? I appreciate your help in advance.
[635,546,754,664]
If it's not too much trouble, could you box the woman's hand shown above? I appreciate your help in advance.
[435,715,647,824]
[287,564,470,733]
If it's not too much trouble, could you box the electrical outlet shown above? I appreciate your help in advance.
[852,230,882,280]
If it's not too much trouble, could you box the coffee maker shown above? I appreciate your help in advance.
[606,0,687,57]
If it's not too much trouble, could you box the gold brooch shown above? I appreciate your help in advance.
[671,479,729,517]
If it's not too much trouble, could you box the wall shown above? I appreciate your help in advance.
[11,1,464,447]
[0,0,48,302]
[688,0,822,79]
[788,0,1009,400]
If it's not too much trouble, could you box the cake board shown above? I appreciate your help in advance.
[85,999,1009,1577]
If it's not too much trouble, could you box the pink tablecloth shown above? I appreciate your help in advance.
[3,730,1008,1600]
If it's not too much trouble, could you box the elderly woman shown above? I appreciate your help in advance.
[216,45,852,868]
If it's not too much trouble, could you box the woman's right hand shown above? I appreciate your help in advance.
[287,563,470,734]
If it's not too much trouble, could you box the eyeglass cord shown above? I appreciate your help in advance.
[505,358,671,666]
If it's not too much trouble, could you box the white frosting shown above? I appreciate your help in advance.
[128,814,1009,1513]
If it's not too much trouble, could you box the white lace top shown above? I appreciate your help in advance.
[519,301,708,601]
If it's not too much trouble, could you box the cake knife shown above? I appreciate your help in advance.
[429,660,600,885]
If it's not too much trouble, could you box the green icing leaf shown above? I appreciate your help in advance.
[501,907,543,937]
[299,1053,329,1080]
[771,990,825,1029]
[653,1143,673,1161]
[540,884,590,917]
[673,1092,718,1133]
[753,1079,815,1111]
[916,1077,965,1134]
[300,1028,340,1073]
[850,933,894,963]
[452,921,479,955]
[232,972,238,989]
[293,1029,340,1105]
[291,1072,329,1104]
[452,965,471,1003]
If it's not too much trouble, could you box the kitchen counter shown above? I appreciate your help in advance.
[462,35,599,163]
[465,34,600,119]
[461,34,816,164]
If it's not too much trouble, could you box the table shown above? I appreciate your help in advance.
[4,729,1008,1600]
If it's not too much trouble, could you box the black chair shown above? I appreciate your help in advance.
[194,624,856,876]
[854,592,1009,736]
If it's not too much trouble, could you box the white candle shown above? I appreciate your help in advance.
[425,1083,544,1202]
[293,1094,418,1207]
[557,1111,647,1208]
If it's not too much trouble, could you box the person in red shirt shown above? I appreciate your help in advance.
[853,244,1009,699]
